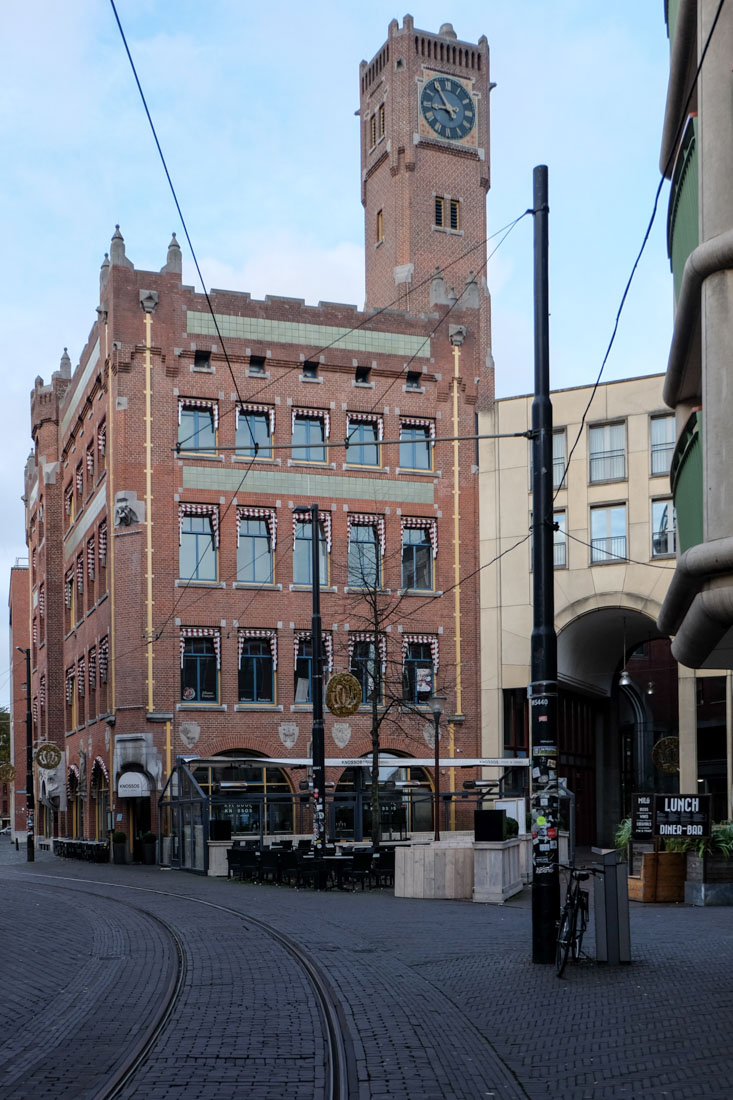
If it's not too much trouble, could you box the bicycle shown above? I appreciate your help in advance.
[555,865,593,977]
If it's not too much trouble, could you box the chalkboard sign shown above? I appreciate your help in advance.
[654,794,711,839]
[631,793,654,841]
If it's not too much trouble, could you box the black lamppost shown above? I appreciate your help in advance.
[16,647,34,862]
[293,504,327,884]
[431,694,446,842]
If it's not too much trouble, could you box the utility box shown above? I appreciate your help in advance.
[592,847,631,965]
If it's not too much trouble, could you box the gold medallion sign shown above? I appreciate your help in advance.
[325,672,362,717]
[0,762,16,783]
[652,737,680,775]
[36,743,63,771]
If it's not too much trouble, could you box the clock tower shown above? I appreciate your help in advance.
[360,17,491,317]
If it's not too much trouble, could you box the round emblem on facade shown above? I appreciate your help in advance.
[36,743,63,771]
[0,762,16,783]
[325,672,362,717]
[652,737,680,775]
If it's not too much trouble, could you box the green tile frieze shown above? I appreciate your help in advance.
[182,466,434,505]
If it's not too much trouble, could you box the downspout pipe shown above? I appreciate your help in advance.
[663,228,733,407]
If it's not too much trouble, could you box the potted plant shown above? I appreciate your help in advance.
[112,831,127,865]
[141,831,157,865]
[685,823,733,905]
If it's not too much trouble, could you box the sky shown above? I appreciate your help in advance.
[0,1,673,707]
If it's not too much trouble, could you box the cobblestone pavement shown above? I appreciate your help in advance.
[1,839,732,1099]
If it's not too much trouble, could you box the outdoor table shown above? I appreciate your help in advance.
[323,854,354,891]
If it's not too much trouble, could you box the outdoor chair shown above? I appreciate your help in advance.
[226,847,244,880]
[297,839,313,852]
[239,849,260,883]
[259,848,280,884]
[347,850,374,891]
[372,847,395,888]
[295,852,320,889]
[278,850,300,887]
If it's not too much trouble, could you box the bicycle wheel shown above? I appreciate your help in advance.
[572,892,588,959]
[556,906,576,977]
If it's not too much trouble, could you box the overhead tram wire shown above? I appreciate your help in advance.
[555,0,727,501]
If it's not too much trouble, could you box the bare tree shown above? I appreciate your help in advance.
[333,525,454,846]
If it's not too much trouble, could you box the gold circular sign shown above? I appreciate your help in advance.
[652,737,680,775]
[0,763,16,783]
[36,743,63,771]
[325,672,362,717]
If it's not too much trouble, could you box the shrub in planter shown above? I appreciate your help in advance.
[112,831,127,864]
[141,831,157,865]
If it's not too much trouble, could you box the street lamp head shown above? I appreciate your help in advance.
[431,694,447,718]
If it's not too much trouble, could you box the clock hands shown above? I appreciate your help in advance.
[433,85,457,118]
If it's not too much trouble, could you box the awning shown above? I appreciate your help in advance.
[117,772,151,798]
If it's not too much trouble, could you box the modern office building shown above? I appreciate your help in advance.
[14,18,495,864]
[655,0,733,813]
[476,374,731,842]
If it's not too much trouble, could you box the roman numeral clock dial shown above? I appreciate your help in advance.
[420,77,475,141]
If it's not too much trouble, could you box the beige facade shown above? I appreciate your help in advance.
[478,375,700,841]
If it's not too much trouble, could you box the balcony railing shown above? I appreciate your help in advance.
[667,116,698,303]
[670,410,703,553]
[589,449,626,483]
[553,540,567,568]
[651,441,674,477]
[590,536,627,564]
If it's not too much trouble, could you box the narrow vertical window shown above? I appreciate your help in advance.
[434,196,445,227]
[449,199,460,230]
[376,209,383,243]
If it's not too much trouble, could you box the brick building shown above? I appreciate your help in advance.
[6,563,30,836]
[17,17,494,860]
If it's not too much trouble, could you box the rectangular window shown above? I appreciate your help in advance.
[346,416,380,466]
[405,371,422,391]
[178,400,217,452]
[350,639,382,705]
[553,510,567,569]
[651,499,676,557]
[650,415,675,476]
[179,512,217,581]
[194,350,211,370]
[589,422,626,483]
[401,526,433,590]
[292,413,326,463]
[349,523,380,588]
[402,641,436,705]
[238,635,275,703]
[86,443,95,490]
[590,504,627,564]
[355,365,371,384]
[181,634,219,703]
[552,429,567,489]
[370,114,377,147]
[449,199,460,231]
[249,355,266,376]
[302,361,318,380]
[236,407,273,459]
[434,196,445,228]
[378,102,385,138]
[294,637,314,704]
[376,209,383,243]
[238,518,273,583]
[293,518,329,585]
[97,422,107,472]
[399,421,433,470]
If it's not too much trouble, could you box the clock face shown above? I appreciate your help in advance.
[420,76,475,141]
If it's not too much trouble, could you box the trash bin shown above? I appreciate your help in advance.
[591,847,631,965]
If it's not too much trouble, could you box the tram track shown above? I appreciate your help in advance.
[10,873,357,1100]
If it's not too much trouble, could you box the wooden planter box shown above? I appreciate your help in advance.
[685,852,733,906]
[627,852,686,903]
